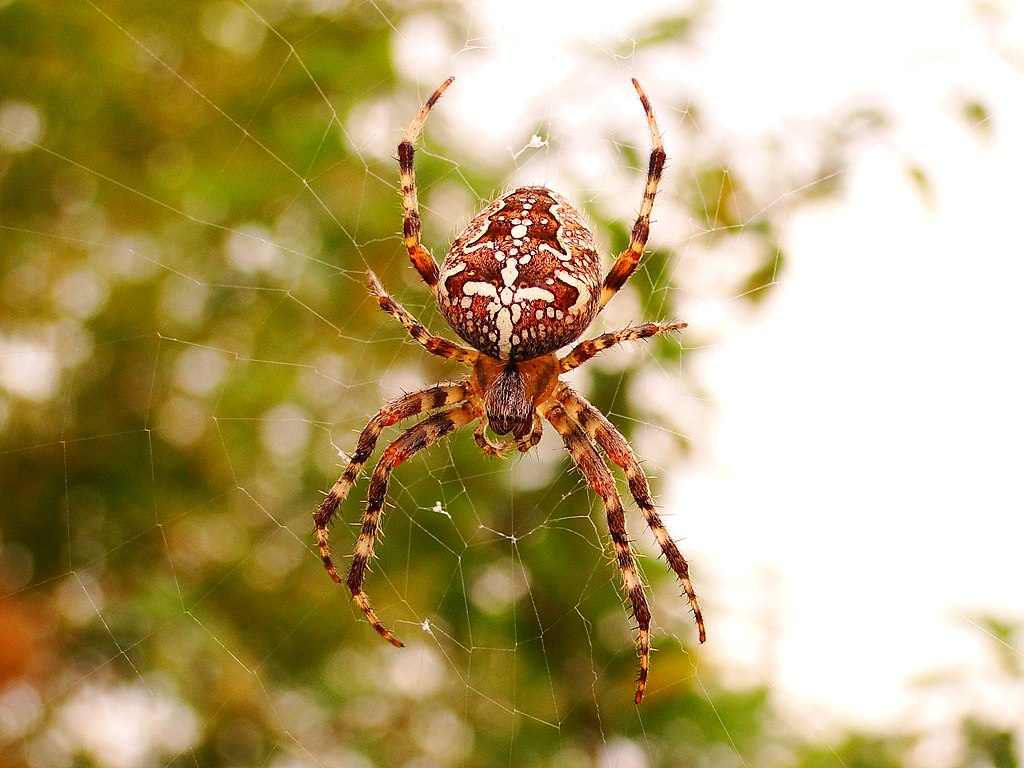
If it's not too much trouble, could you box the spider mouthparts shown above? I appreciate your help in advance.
[483,364,532,437]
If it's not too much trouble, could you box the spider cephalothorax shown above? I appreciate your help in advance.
[314,77,704,703]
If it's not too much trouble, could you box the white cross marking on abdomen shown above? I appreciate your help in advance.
[463,273,555,358]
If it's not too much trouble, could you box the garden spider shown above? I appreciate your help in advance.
[314,77,704,703]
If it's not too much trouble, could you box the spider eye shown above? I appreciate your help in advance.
[483,364,532,437]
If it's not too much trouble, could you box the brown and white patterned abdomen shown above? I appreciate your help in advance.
[437,186,602,362]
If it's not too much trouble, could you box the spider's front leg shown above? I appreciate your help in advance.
[314,381,473,582]
[555,384,705,643]
[348,401,481,646]
[541,401,654,704]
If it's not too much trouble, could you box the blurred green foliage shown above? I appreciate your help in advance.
[0,1,1017,767]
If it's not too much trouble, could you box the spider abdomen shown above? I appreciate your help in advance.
[437,186,601,362]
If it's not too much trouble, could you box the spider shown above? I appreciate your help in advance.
[314,77,704,704]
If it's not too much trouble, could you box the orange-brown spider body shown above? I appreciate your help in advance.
[314,77,704,704]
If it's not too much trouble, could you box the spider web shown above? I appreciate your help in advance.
[2,1,1022,766]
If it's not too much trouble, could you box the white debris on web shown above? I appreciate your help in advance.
[431,500,451,519]
[509,133,548,161]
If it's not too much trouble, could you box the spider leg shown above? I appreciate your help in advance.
[398,77,454,292]
[559,321,687,374]
[368,271,478,364]
[600,79,666,310]
[473,413,543,456]
[314,381,473,583]
[348,401,481,647]
[541,401,653,705]
[555,384,705,644]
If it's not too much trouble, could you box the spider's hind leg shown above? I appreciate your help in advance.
[397,77,454,291]
[367,271,478,365]
[600,79,666,310]
[559,321,687,374]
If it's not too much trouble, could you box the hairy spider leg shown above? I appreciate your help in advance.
[397,78,454,292]
[314,381,474,582]
[367,271,478,364]
[347,401,482,647]
[555,384,705,644]
[541,401,654,704]
[600,79,667,310]
[559,321,688,374]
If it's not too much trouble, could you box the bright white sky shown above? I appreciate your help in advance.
[405,0,1024,726]
[683,0,1024,726]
